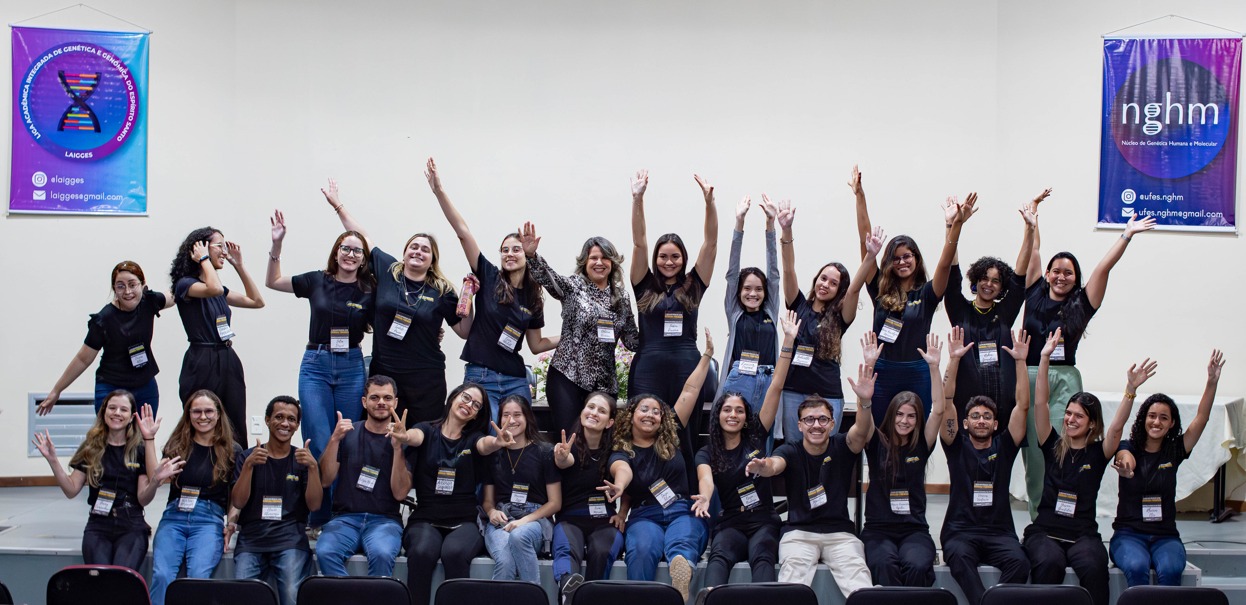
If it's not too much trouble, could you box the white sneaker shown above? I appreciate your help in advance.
[669,555,692,602]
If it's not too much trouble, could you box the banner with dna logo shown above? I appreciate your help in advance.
[9,27,148,215]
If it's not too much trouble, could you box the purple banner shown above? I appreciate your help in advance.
[1099,38,1240,232]
[10,27,148,214]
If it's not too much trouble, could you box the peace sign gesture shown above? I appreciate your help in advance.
[553,430,577,467]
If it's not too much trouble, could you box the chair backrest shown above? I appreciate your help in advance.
[47,565,149,605]
[167,578,278,605]
[1117,586,1229,605]
[845,586,958,605]
[435,578,549,605]
[571,580,684,605]
[296,576,410,605]
[704,582,819,605]
[981,583,1092,605]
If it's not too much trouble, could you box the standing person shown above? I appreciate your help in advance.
[483,396,562,583]
[323,180,471,424]
[551,392,626,604]
[861,332,948,587]
[600,331,715,602]
[231,396,323,605]
[775,196,876,439]
[426,158,558,420]
[520,222,640,434]
[1111,350,1225,587]
[391,382,513,605]
[39,261,175,416]
[744,362,877,599]
[1023,333,1151,605]
[1020,197,1156,516]
[938,329,1032,605]
[170,228,265,444]
[32,394,175,571]
[692,311,799,589]
[314,376,412,578]
[943,196,1041,421]
[149,390,241,605]
[266,209,375,528]
[853,165,976,423]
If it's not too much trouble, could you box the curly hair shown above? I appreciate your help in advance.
[808,262,851,362]
[327,231,377,293]
[876,392,925,484]
[571,391,617,472]
[69,390,142,488]
[876,235,928,313]
[1129,394,1184,460]
[966,256,1016,302]
[169,227,221,286]
[389,233,454,296]
[706,392,765,475]
[637,233,700,314]
[574,237,628,308]
[162,390,236,486]
[612,394,680,461]
[493,233,544,314]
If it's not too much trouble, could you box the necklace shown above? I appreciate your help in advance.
[402,278,428,308]
[973,300,996,315]
[506,444,527,473]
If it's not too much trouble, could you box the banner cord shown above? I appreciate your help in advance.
[10,3,151,33]
[1103,14,1242,37]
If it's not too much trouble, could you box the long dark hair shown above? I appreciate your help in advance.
[733,267,768,311]
[494,233,544,313]
[1129,394,1184,460]
[966,256,1016,302]
[809,262,850,362]
[877,392,926,483]
[570,391,617,473]
[876,235,928,313]
[1042,252,1090,340]
[637,233,699,313]
[707,392,765,474]
[162,390,236,486]
[170,227,221,286]
[326,230,376,293]
[434,382,491,437]
[496,394,544,445]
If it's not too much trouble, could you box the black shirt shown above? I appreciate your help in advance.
[785,291,848,398]
[461,254,546,378]
[331,423,409,521]
[609,445,690,509]
[695,442,775,526]
[773,435,858,535]
[730,310,778,366]
[944,265,1025,418]
[167,442,241,510]
[369,247,461,373]
[406,422,490,524]
[234,448,312,553]
[558,445,615,514]
[491,443,559,506]
[291,271,373,348]
[1022,281,1098,367]
[72,443,147,510]
[940,430,1022,539]
[84,291,166,388]
[867,274,942,362]
[864,435,931,532]
[1113,440,1189,536]
[174,278,232,344]
[633,269,707,352]
[1032,431,1110,540]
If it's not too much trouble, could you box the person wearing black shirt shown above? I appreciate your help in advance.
[314,376,413,578]
[150,390,241,605]
[1111,350,1225,587]
[32,391,174,571]
[231,396,323,605]
[39,261,175,416]
[938,329,1032,605]
[169,228,266,445]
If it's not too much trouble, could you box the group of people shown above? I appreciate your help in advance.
[32,160,1221,605]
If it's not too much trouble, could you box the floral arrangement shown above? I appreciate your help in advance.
[531,344,635,400]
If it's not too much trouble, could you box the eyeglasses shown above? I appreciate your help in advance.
[460,393,483,411]
[338,245,365,257]
[209,243,226,249]
[968,413,995,421]
[114,281,142,292]
[800,415,832,427]
[892,253,915,263]
[190,409,218,418]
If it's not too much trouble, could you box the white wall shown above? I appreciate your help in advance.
[1,1,1242,489]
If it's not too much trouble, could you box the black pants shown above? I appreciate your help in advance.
[404,521,483,605]
[1024,528,1109,605]
[704,514,780,586]
[862,527,936,587]
[942,532,1029,605]
[555,516,624,580]
[545,367,611,436]
[179,344,247,444]
[82,509,150,572]
[370,361,447,427]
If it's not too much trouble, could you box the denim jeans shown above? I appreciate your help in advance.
[1110,527,1187,587]
[552,512,624,581]
[465,363,533,427]
[624,500,709,581]
[484,502,551,583]
[299,347,366,527]
[781,390,843,442]
[872,358,932,424]
[719,362,775,413]
[314,513,403,577]
[149,499,225,605]
[234,549,312,605]
[95,377,160,415]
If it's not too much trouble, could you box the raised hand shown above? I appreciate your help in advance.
[138,403,160,441]
[773,196,795,229]
[553,430,576,466]
[386,410,409,442]
[190,240,209,262]
[942,195,959,225]
[758,195,777,220]
[32,430,57,461]
[1040,327,1062,359]
[1018,203,1038,229]
[846,364,877,403]
[1001,328,1030,360]
[693,174,714,204]
[861,331,883,368]
[918,333,942,366]
[691,494,711,518]
[780,310,801,340]
[294,440,317,468]
[847,165,863,195]
[735,196,752,223]
[153,456,185,484]
[1124,214,1157,237]
[865,225,885,257]
[955,192,980,224]
[245,439,270,468]
[947,326,973,360]
[331,411,354,442]
[492,422,516,447]
[1030,187,1053,213]
[270,210,287,243]
[1125,358,1158,391]
[321,178,342,211]
[519,222,541,257]
[631,169,649,198]
[224,242,244,267]
[1208,349,1226,383]
[425,157,443,193]
[703,328,714,360]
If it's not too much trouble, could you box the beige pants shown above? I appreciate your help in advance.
[778,529,873,597]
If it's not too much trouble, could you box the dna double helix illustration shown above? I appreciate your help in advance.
[56,70,102,133]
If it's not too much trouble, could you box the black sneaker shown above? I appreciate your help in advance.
[559,572,585,605]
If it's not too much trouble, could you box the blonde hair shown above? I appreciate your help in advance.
[389,232,454,296]
[69,391,142,488]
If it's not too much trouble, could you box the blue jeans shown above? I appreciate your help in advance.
[298,347,366,527]
[781,390,844,442]
[1110,528,1187,587]
[95,377,160,415]
[624,500,709,581]
[314,513,403,577]
[872,359,932,425]
[720,362,775,413]
[234,549,311,605]
[484,502,551,583]
[464,363,533,428]
[149,499,225,605]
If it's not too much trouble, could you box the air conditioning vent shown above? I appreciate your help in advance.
[28,393,95,458]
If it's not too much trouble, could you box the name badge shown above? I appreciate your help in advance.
[435,467,456,495]
[588,495,609,518]
[792,345,815,367]
[737,482,761,510]
[889,489,911,514]
[92,489,117,516]
[215,315,235,341]
[1051,337,1066,362]
[357,466,380,492]
[807,484,827,509]
[978,341,998,365]
[663,312,683,337]
[649,479,677,508]
[739,351,760,376]
[330,327,350,352]
[879,317,903,344]
[596,318,616,343]
[128,344,149,368]
[1142,495,1163,522]
[972,481,993,507]
[1055,490,1077,517]
[498,325,522,351]
[387,313,413,340]
[262,495,283,521]
[510,483,530,504]
[178,487,201,512]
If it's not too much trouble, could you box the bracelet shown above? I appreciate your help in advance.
[947,239,959,245]
[269,253,280,262]
[198,254,210,263]
[143,438,155,441]
[333,205,344,214]
[1124,391,1136,400]
[859,401,872,409]
[1120,234,1131,242]
[779,354,793,360]
[780,238,794,245]
[945,222,953,229]
[781,346,794,353]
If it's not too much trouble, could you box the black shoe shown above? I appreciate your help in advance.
[694,587,714,605]
[559,573,584,605]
